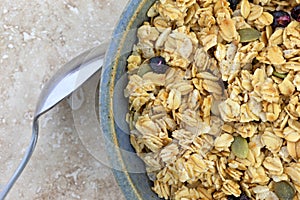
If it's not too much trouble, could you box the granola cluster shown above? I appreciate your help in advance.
[124,0,300,199]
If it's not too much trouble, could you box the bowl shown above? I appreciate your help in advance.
[98,0,300,199]
[99,0,159,199]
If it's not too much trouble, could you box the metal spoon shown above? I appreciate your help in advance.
[0,42,107,199]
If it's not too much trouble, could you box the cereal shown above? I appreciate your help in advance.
[261,130,283,153]
[241,0,251,19]
[287,140,300,160]
[219,19,239,42]
[125,0,300,199]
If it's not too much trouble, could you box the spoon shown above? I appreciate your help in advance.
[0,42,108,199]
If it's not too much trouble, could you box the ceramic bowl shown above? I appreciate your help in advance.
[99,0,161,199]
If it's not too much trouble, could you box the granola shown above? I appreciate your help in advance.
[125,0,300,199]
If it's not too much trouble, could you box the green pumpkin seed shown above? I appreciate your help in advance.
[273,71,288,79]
[137,63,152,76]
[273,181,295,200]
[231,136,249,159]
[238,28,261,43]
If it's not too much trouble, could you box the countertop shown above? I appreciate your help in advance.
[0,0,129,199]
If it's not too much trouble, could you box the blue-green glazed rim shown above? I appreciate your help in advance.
[99,0,161,199]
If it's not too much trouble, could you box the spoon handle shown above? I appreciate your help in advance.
[0,120,38,200]
[0,43,108,199]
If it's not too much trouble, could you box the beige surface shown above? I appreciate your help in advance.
[0,0,129,199]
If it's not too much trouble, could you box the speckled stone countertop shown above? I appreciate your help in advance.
[0,1,129,199]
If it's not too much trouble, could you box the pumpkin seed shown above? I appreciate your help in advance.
[231,136,249,159]
[273,181,295,200]
[273,71,288,79]
[238,28,261,43]
[137,63,152,76]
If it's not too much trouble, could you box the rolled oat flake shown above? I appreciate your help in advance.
[137,63,152,76]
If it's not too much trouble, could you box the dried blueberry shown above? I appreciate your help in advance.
[291,5,300,22]
[149,56,169,74]
[228,0,240,11]
[227,195,237,200]
[271,11,291,28]
[239,193,250,200]
[227,193,250,200]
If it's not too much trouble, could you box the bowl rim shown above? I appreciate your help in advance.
[99,0,152,199]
